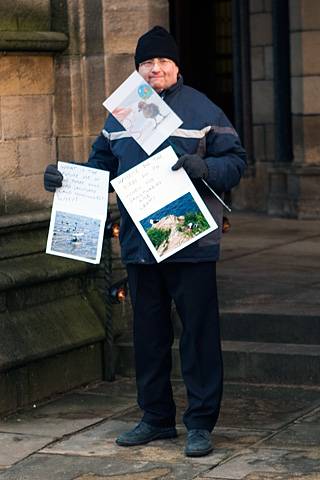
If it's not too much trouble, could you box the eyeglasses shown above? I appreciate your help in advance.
[139,58,174,69]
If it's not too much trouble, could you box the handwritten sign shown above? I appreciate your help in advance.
[55,163,108,210]
[111,146,217,262]
[46,162,110,264]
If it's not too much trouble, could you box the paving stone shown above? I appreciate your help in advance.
[0,432,53,468]
[202,448,320,479]
[78,378,137,398]
[0,392,135,437]
[262,423,320,448]
[0,394,107,437]
[200,474,320,480]
[0,414,102,438]
[110,383,320,431]
[261,405,320,449]
[216,383,320,430]
[41,419,230,467]
[297,406,320,425]
[72,471,172,480]
[0,453,209,480]
[31,393,135,418]
[213,427,273,450]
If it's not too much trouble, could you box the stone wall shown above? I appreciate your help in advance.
[232,0,273,213]
[288,0,320,218]
[0,0,170,416]
[0,0,57,214]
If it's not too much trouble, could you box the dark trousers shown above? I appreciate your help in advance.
[126,262,223,432]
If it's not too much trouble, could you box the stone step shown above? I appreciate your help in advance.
[219,312,320,345]
[114,340,320,386]
[0,251,108,416]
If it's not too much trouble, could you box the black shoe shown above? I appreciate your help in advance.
[185,429,213,457]
[116,421,177,447]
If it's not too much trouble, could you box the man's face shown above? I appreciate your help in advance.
[138,58,179,93]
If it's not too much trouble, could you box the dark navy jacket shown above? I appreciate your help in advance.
[87,76,247,264]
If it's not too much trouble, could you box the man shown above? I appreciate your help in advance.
[44,26,247,457]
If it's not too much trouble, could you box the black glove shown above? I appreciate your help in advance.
[44,164,63,192]
[171,154,209,180]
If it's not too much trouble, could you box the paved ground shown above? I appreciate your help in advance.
[218,211,320,318]
[0,378,319,479]
[0,212,319,479]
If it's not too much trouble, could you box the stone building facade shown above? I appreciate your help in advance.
[0,0,319,413]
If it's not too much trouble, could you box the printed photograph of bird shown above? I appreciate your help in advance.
[138,101,168,129]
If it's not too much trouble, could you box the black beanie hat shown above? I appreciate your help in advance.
[134,26,179,69]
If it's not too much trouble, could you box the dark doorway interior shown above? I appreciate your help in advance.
[169,0,234,123]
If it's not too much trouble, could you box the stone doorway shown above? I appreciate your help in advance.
[169,0,234,123]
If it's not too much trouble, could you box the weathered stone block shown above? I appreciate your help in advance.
[0,141,18,178]
[253,125,266,160]
[265,124,275,161]
[250,13,272,46]
[83,0,104,55]
[251,47,265,80]
[264,46,273,79]
[6,277,83,310]
[303,115,320,164]
[287,168,320,218]
[14,0,50,31]
[148,3,169,28]
[0,227,47,261]
[292,115,304,163]
[291,32,303,77]
[18,138,56,175]
[64,0,81,55]
[18,56,54,95]
[250,0,264,13]
[1,344,102,415]
[0,292,6,312]
[290,0,320,31]
[105,54,134,95]
[0,192,5,215]
[0,372,18,415]
[3,174,52,214]
[103,4,150,55]
[56,136,87,163]
[291,76,320,114]
[54,57,72,135]
[83,55,107,135]
[68,57,84,136]
[252,80,274,123]
[231,162,269,212]
[2,95,53,139]
[0,297,104,372]
[0,55,54,96]
[0,56,20,95]
[0,11,18,31]
[292,114,320,165]
[291,31,320,76]
[264,0,272,12]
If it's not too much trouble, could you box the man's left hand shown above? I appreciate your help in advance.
[171,154,209,180]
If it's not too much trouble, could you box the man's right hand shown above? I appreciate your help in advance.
[44,164,63,192]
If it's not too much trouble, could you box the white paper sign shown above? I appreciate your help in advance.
[103,71,182,155]
[46,162,110,264]
[111,146,218,262]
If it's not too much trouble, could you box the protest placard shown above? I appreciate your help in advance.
[111,146,217,262]
[46,162,109,264]
[103,71,182,155]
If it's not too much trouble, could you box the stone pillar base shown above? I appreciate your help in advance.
[268,165,320,219]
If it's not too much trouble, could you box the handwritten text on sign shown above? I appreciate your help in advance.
[56,162,109,216]
[113,155,170,212]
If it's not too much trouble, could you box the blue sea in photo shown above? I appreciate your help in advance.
[51,211,100,260]
[140,192,200,231]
